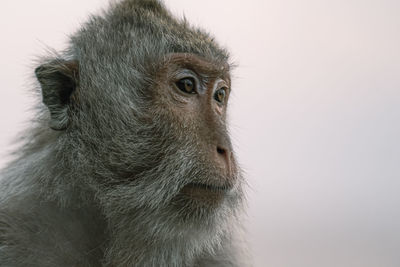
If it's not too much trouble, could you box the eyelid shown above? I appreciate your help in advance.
[214,80,230,93]
[174,68,198,80]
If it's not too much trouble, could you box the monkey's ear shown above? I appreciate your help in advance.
[35,60,79,131]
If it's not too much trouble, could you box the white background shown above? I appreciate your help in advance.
[1,1,400,266]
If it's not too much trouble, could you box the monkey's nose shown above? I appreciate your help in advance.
[216,146,232,175]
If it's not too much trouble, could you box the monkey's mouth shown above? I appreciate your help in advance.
[179,182,230,202]
[174,182,232,206]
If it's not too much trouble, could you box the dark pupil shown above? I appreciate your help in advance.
[176,78,195,93]
[214,89,226,103]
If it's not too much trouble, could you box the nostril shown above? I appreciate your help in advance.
[216,146,232,175]
[216,146,226,155]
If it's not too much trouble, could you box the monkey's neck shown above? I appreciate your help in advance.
[103,222,212,266]
[105,237,198,266]
[101,207,222,266]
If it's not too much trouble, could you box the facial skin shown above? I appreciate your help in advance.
[158,53,234,186]
[153,52,240,210]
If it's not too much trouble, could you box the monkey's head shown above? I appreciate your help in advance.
[35,0,244,242]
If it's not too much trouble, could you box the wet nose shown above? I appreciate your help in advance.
[216,145,232,175]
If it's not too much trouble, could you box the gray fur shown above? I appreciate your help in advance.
[0,0,247,266]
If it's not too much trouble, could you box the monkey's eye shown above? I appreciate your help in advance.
[214,88,227,103]
[176,78,196,94]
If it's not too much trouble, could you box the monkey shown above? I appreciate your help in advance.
[0,0,248,266]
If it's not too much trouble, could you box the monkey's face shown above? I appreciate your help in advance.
[158,54,237,194]
[111,52,243,221]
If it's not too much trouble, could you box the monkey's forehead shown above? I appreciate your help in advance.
[161,53,231,77]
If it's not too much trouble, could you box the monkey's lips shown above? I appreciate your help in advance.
[180,182,232,201]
